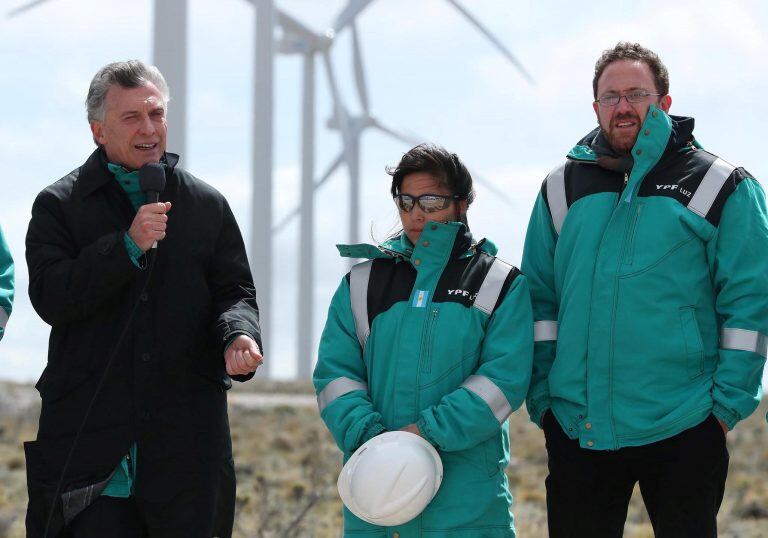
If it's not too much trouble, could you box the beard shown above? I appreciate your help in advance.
[600,111,642,155]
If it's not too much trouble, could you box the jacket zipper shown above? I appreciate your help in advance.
[614,173,630,208]
[419,307,439,373]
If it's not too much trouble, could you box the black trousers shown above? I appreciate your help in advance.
[543,411,729,538]
[60,482,235,538]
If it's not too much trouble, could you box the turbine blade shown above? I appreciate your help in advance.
[7,0,52,18]
[313,151,346,191]
[272,152,346,233]
[444,0,535,84]
[276,8,320,41]
[332,0,376,34]
[351,22,370,114]
[470,171,515,205]
[370,120,422,147]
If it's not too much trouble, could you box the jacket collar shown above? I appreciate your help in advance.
[77,148,180,198]
[566,107,699,203]
[337,221,481,261]
[567,107,696,169]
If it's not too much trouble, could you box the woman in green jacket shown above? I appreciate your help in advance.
[314,144,534,537]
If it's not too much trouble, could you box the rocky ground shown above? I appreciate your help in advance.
[1,380,766,537]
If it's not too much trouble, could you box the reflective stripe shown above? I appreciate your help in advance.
[0,308,8,329]
[317,377,369,412]
[350,260,373,350]
[534,320,558,341]
[687,158,735,218]
[473,258,513,316]
[461,375,512,424]
[721,328,768,359]
[545,163,567,235]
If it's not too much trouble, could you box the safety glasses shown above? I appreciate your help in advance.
[394,193,461,213]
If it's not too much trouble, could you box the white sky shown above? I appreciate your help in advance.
[1,0,767,385]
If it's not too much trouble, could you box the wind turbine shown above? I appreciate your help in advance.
[6,0,189,163]
[272,0,533,238]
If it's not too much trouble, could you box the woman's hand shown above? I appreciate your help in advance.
[399,423,422,437]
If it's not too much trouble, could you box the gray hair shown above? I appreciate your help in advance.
[86,60,170,123]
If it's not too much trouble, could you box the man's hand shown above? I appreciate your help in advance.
[224,334,263,376]
[400,423,422,437]
[717,418,729,436]
[128,202,172,251]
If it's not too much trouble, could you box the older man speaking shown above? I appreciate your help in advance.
[24,60,262,538]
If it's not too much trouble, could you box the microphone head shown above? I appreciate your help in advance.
[139,162,166,193]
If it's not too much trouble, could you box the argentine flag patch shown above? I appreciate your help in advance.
[412,290,429,308]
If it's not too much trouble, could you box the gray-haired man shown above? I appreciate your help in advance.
[25,60,262,537]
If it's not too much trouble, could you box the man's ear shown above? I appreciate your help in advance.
[90,121,106,146]
[660,94,672,113]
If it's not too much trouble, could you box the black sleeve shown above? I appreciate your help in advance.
[208,197,261,381]
[25,191,141,325]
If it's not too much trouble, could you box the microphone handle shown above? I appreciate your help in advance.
[146,191,160,249]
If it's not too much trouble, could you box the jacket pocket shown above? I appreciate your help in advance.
[187,348,233,392]
[35,358,92,404]
[623,202,644,265]
[679,306,704,379]
[482,436,503,477]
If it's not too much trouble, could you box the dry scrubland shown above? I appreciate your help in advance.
[1,380,766,537]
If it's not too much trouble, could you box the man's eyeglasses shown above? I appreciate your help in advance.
[595,91,662,107]
[394,193,461,213]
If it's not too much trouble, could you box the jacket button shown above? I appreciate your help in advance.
[587,440,594,447]
[140,292,149,302]
[578,414,583,419]
[393,533,400,538]
[644,129,651,136]
[585,422,592,430]
[414,259,421,266]
[430,224,437,230]
[422,240,429,247]
[141,352,151,362]
[636,148,643,156]
[652,110,658,118]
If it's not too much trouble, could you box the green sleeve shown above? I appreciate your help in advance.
[707,178,768,429]
[520,190,559,427]
[123,233,146,269]
[0,225,14,340]
[314,277,385,455]
[416,274,534,452]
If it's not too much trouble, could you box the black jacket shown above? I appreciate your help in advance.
[24,149,260,537]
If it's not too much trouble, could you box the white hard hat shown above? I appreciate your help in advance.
[337,431,443,527]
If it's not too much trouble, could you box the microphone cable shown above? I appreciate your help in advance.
[43,247,158,538]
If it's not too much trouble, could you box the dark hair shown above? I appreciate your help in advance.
[593,42,669,99]
[387,143,475,205]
